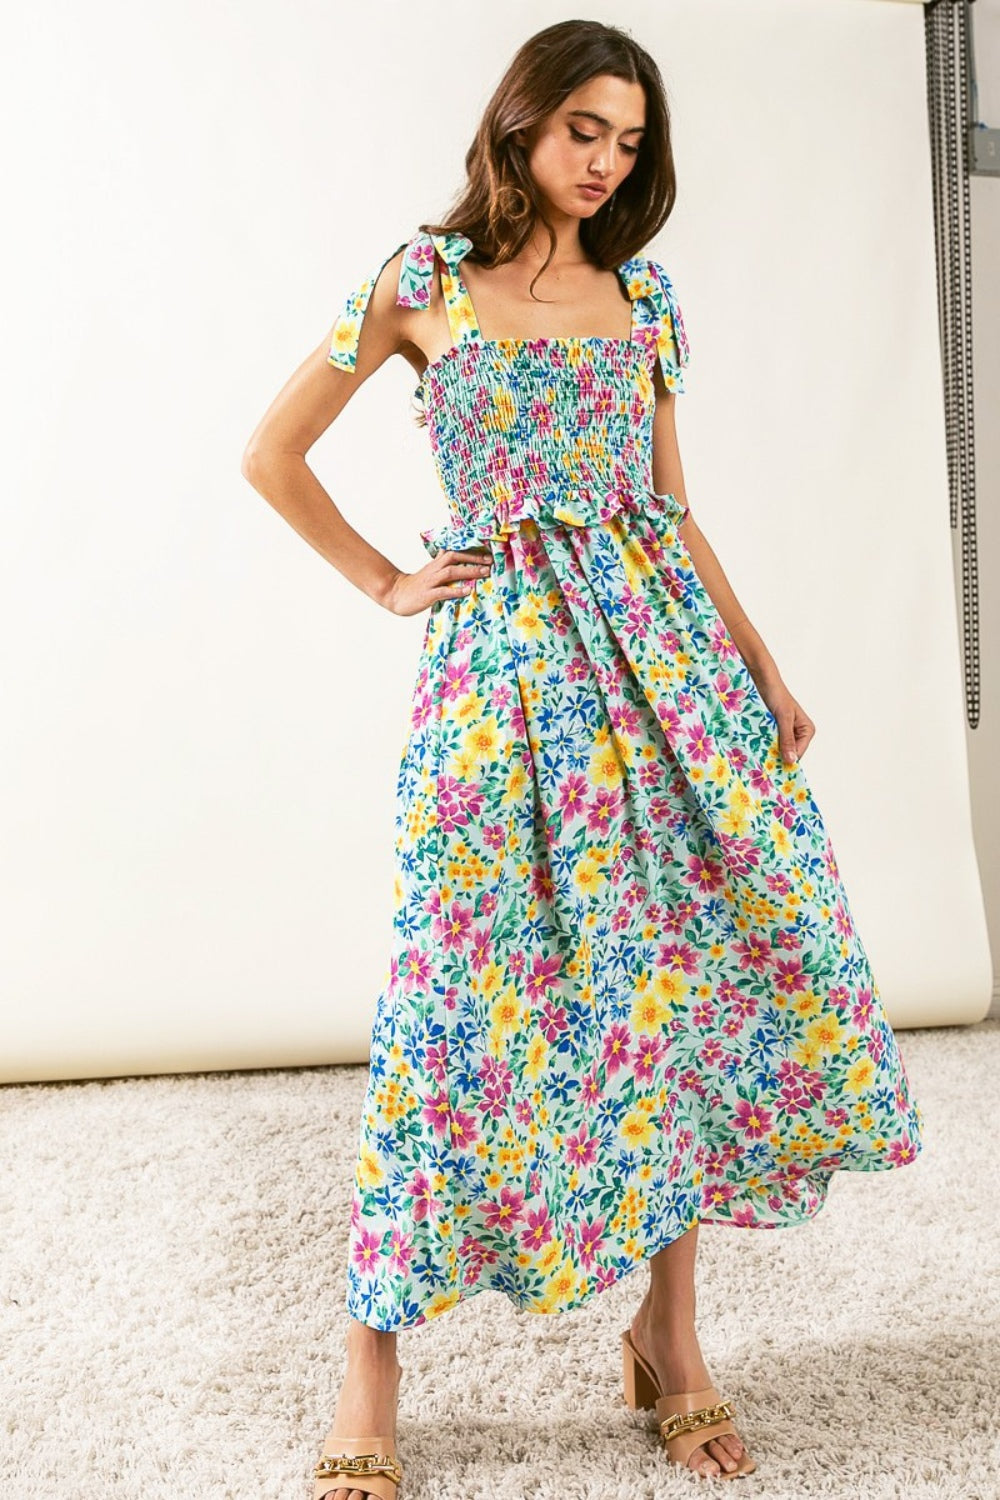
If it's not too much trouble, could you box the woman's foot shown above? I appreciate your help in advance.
[628,1294,748,1479]
[316,1318,403,1500]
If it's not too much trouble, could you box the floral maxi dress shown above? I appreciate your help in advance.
[326,228,924,1333]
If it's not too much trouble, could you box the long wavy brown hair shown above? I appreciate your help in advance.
[420,19,677,282]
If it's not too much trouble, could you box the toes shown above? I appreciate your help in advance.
[718,1432,745,1461]
[706,1436,740,1473]
[691,1444,722,1477]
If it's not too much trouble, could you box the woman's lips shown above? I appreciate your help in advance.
[578,183,607,199]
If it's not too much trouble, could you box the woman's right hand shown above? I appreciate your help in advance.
[382,548,493,616]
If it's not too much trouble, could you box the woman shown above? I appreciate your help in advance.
[243,20,924,1495]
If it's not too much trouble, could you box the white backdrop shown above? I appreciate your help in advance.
[0,0,991,1084]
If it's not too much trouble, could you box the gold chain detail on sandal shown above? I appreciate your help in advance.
[660,1401,734,1443]
[314,1450,403,1484]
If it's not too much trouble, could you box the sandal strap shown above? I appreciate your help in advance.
[660,1400,734,1443]
[314,1450,403,1485]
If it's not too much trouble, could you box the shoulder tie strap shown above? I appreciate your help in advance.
[326,229,477,374]
[620,255,690,393]
[398,230,479,346]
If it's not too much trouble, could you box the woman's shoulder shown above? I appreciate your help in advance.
[327,229,471,372]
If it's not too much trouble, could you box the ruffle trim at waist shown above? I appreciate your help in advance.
[419,485,689,557]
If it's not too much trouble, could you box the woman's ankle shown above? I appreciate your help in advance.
[345,1318,402,1373]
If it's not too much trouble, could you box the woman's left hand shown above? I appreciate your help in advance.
[751,670,816,765]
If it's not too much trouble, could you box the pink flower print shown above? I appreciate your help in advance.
[773,794,798,831]
[441,657,474,701]
[730,1203,758,1227]
[702,1180,738,1212]
[469,927,495,971]
[525,951,563,1004]
[775,1059,825,1114]
[699,1037,725,1067]
[712,670,746,715]
[624,594,656,640]
[539,1000,568,1043]
[655,700,684,740]
[733,931,774,975]
[408,1170,442,1222]
[610,701,643,739]
[692,1000,717,1029]
[587,785,624,836]
[720,837,764,878]
[633,1033,666,1081]
[747,763,775,796]
[887,1134,918,1166]
[581,1069,602,1105]
[514,1099,533,1125]
[530,863,558,906]
[425,1039,448,1083]
[852,988,876,1029]
[449,1108,480,1150]
[388,1230,415,1273]
[479,1055,513,1100]
[774,927,803,953]
[686,854,726,893]
[773,957,810,995]
[520,1205,554,1250]
[730,990,759,1023]
[480,1185,525,1233]
[833,900,856,943]
[400,946,433,993]
[352,1229,383,1276]
[421,1090,453,1137]
[601,1023,632,1077]
[482,824,507,852]
[434,899,476,955]
[709,617,741,661]
[577,1216,607,1268]
[565,1127,599,1169]
[656,939,701,977]
[732,1098,774,1139]
[560,774,590,822]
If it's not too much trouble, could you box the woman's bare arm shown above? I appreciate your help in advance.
[241,251,492,613]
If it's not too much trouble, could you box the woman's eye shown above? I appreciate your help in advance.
[569,125,639,156]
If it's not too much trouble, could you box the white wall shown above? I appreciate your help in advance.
[0,0,992,1083]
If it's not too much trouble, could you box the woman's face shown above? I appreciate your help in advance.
[516,74,647,221]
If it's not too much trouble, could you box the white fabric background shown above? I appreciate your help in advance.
[0,0,991,1084]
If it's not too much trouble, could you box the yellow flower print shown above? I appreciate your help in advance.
[356,1144,384,1190]
[513,594,545,639]
[525,1034,549,1078]
[632,985,676,1033]
[847,1056,876,1093]
[621,1110,656,1149]
[459,714,500,768]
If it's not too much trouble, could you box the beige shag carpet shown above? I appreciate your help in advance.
[2,1021,999,1500]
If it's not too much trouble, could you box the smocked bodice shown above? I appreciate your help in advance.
[326,229,691,550]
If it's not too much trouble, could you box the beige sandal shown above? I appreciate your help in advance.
[621,1327,756,1478]
[312,1432,403,1500]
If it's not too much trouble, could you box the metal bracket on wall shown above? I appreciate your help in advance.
[925,0,981,729]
